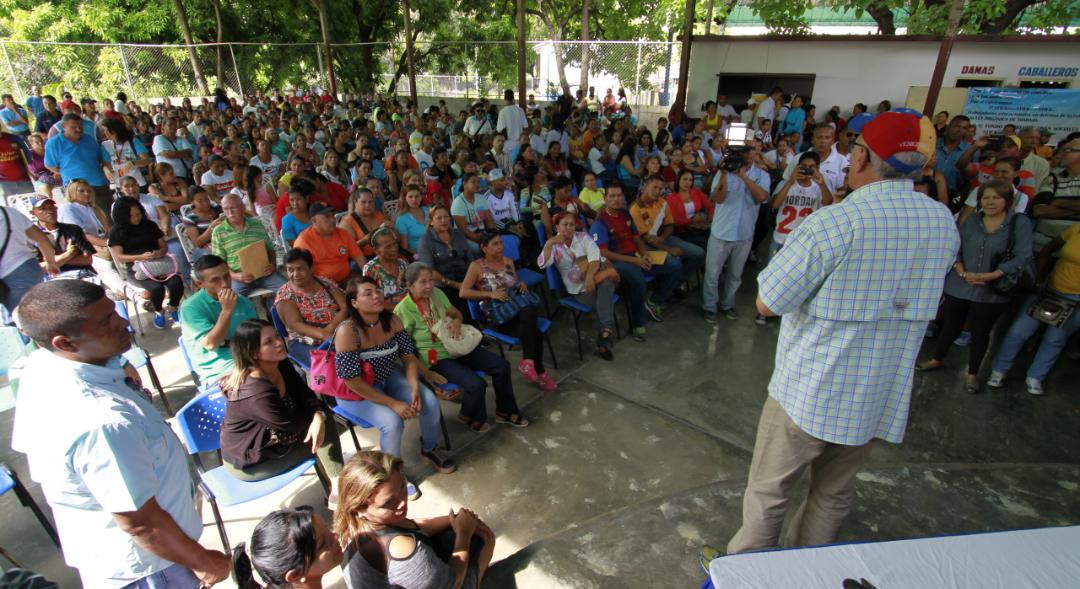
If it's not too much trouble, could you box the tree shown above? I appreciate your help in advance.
[209,0,224,87]
[171,0,208,94]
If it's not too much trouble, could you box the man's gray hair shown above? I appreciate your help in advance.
[867,149,926,181]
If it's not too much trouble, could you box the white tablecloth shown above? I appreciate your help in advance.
[710,526,1080,588]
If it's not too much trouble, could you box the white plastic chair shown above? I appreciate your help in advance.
[5,194,37,218]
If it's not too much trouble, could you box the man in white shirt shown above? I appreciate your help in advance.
[496,89,528,155]
[715,94,738,123]
[462,104,492,141]
[414,134,435,171]
[152,117,193,179]
[588,133,614,181]
[755,87,783,131]
[779,126,846,195]
[1018,126,1051,188]
[529,118,548,158]
[13,280,231,588]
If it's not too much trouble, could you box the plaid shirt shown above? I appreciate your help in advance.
[759,179,959,445]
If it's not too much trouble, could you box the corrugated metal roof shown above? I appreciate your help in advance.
[720,4,1080,28]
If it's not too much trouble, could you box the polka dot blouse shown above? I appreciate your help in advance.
[335,322,418,386]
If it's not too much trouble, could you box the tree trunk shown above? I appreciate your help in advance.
[866,3,896,35]
[387,30,431,97]
[979,0,1039,34]
[668,0,696,124]
[310,0,338,98]
[516,0,527,108]
[579,0,590,93]
[210,0,224,88]
[402,0,418,105]
[351,0,390,90]
[171,0,208,95]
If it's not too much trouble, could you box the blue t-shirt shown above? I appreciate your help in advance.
[280,213,312,243]
[394,206,429,252]
[1,107,29,134]
[25,96,44,118]
[450,193,490,233]
[44,132,109,186]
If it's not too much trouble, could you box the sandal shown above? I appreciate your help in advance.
[495,412,529,428]
[457,414,491,433]
[915,359,943,372]
[596,330,614,361]
[434,385,462,402]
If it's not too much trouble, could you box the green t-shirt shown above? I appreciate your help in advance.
[393,289,452,368]
[179,288,259,383]
[211,217,273,272]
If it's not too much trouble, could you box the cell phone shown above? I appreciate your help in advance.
[799,166,814,175]
[986,135,1004,152]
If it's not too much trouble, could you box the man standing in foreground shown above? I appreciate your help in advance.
[727,112,959,553]
[12,280,231,587]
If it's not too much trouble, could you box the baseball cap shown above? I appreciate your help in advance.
[60,99,78,111]
[846,112,876,134]
[860,111,936,174]
[1004,135,1022,148]
[31,196,55,209]
[308,202,336,217]
[488,168,504,182]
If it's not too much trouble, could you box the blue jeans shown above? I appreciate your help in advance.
[335,367,442,457]
[166,239,191,284]
[1,258,44,324]
[703,236,751,312]
[232,271,287,296]
[433,347,520,422]
[120,563,199,589]
[664,234,705,285]
[991,292,1080,382]
[611,256,681,324]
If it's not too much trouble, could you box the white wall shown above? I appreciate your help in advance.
[687,39,1080,119]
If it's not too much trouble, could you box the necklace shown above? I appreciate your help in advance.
[359,314,381,328]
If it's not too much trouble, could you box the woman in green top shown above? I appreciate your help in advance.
[394,262,528,431]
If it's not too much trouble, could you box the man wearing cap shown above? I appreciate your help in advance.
[30,195,96,279]
[726,112,959,554]
[211,193,287,296]
[293,202,366,285]
[44,113,115,212]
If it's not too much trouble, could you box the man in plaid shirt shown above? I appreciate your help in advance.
[728,112,960,554]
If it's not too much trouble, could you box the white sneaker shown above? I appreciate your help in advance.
[1024,377,1044,396]
[986,371,1005,388]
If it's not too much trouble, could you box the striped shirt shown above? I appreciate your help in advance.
[759,179,959,445]
[211,217,273,271]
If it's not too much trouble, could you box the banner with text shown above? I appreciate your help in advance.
[962,88,1080,144]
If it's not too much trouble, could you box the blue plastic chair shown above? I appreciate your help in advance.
[1,463,60,548]
[115,302,173,416]
[545,263,621,360]
[500,233,549,315]
[174,387,327,551]
[177,335,204,391]
[268,305,331,372]
[466,299,558,369]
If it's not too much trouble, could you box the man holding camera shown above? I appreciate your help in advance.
[703,148,770,322]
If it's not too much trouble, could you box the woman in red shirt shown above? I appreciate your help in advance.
[665,169,713,249]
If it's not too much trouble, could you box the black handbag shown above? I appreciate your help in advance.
[479,289,540,325]
[989,214,1036,296]
[1028,291,1077,328]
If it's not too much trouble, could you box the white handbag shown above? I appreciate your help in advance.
[431,316,482,357]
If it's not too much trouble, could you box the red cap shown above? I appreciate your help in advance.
[860,111,936,174]
[60,99,78,112]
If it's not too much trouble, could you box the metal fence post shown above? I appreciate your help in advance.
[0,42,23,98]
[634,41,642,100]
[228,43,244,97]
[117,44,135,100]
[315,44,323,89]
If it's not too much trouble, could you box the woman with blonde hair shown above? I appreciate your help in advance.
[335,450,494,589]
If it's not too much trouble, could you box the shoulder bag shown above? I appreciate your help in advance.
[133,253,180,282]
[1028,291,1077,328]
[427,294,482,357]
[309,320,374,401]
[989,215,1036,296]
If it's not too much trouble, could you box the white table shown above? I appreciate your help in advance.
[710,525,1080,588]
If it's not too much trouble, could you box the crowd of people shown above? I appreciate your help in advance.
[2,81,1078,588]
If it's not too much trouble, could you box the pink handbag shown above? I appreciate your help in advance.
[309,321,374,401]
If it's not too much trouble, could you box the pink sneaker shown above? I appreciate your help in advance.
[517,359,540,383]
[537,372,558,392]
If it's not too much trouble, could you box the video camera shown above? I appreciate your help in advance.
[722,123,754,173]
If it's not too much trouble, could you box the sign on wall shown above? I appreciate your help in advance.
[962,87,1080,144]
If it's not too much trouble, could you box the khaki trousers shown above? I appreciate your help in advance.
[727,396,875,554]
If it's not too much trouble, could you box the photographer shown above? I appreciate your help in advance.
[702,147,770,322]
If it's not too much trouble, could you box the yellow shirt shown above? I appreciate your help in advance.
[1049,223,1080,294]
[578,187,605,211]
[629,198,673,237]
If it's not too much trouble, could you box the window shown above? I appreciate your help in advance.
[954,78,1003,88]
[1018,80,1071,89]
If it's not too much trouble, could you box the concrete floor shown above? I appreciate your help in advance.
[2,266,1079,588]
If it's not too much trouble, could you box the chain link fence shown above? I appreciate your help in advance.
[0,40,679,106]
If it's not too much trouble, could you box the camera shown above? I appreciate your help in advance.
[798,166,815,176]
[986,135,1004,152]
[723,147,748,172]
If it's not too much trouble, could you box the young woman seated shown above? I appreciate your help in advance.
[460,232,556,391]
[219,319,344,485]
[335,450,494,589]
[107,197,185,328]
[332,276,457,480]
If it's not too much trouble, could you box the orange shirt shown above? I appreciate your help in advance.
[293,226,363,284]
